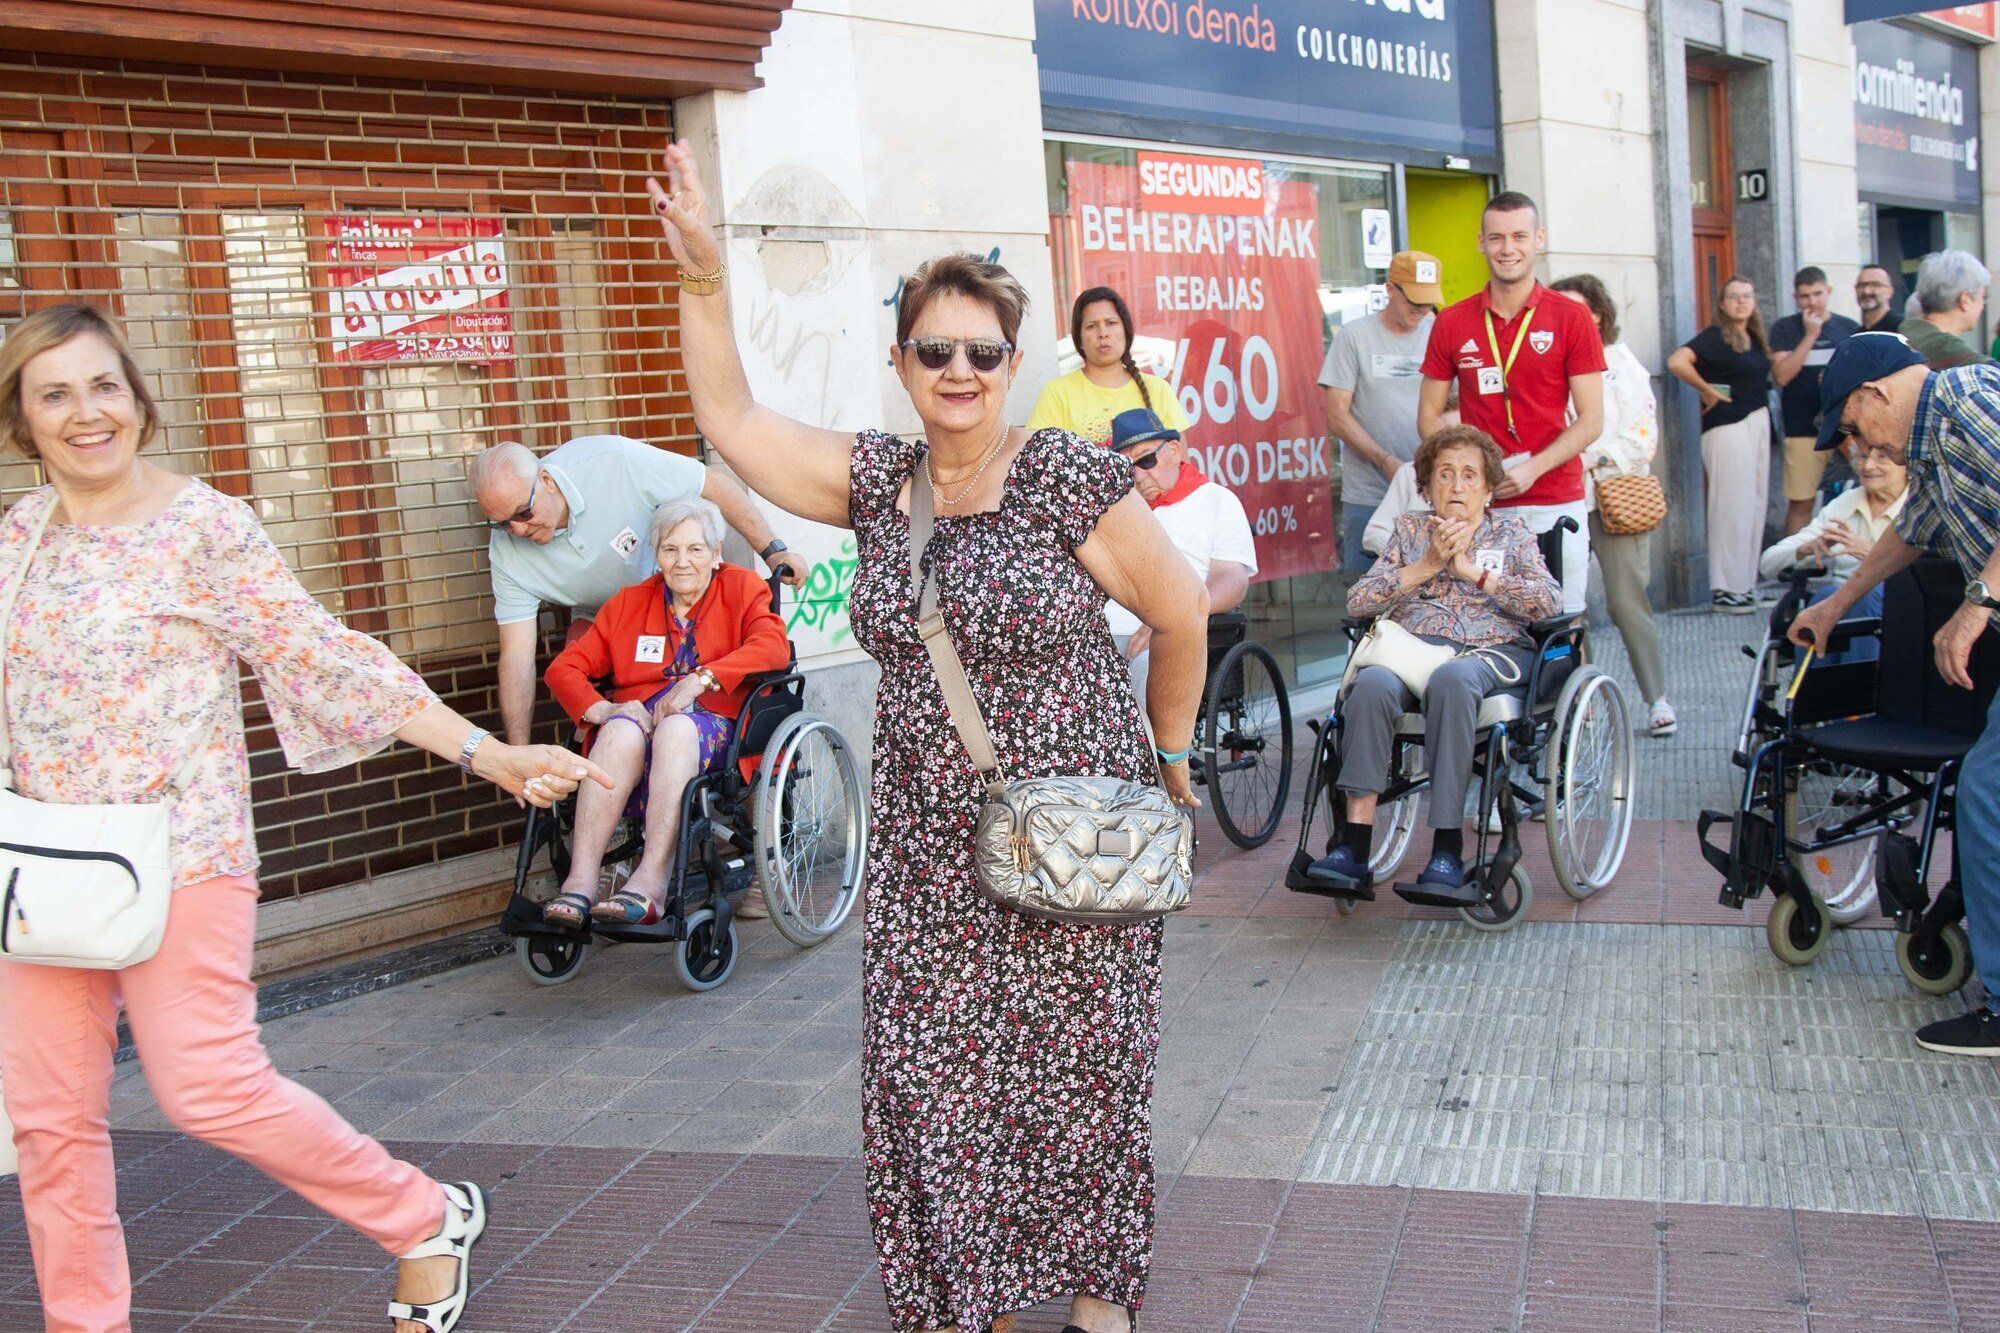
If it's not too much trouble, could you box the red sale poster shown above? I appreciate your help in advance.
[1056,155,1335,582]
[326,215,513,364]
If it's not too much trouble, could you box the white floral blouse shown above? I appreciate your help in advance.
[0,482,438,889]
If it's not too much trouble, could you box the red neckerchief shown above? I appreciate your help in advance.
[1147,464,1209,510]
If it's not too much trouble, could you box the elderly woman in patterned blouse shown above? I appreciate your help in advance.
[0,304,611,1333]
[1308,424,1561,895]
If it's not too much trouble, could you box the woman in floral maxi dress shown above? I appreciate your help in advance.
[643,143,1210,1333]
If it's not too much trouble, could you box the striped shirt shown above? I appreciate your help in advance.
[1898,365,2000,579]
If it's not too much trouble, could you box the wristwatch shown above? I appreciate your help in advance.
[759,538,789,563]
[1968,580,2000,610]
[694,667,720,693]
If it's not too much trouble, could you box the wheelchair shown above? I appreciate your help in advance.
[1699,558,1998,994]
[1733,562,1885,925]
[497,597,868,992]
[1195,610,1294,848]
[1284,518,1636,929]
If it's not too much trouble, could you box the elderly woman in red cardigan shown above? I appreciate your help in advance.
[543,495,789,925]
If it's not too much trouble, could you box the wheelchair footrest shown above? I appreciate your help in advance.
[1285,849,1375,900]
[1876,832,1927,919]
[1392,879,1484,909]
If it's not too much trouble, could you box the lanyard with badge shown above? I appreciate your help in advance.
[1482,304,1537,440]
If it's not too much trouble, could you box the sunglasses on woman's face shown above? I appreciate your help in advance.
[900,336,1013,373]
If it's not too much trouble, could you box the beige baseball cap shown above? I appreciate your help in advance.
[1389,251,1444,306]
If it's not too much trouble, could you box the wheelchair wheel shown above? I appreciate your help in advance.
[1765,889,1832,966]
[754,713,867,949]
[1369,744,1423,880]
[1458,863,1531,932]
[1545,667,1635,900]
[1897,922,1971,995]
[1784,763,1880,925]
[674,907,738,991]
[515,934,587,986]
[1202,641,1293,849]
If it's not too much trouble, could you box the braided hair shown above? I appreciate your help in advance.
[1070,286,1154,414]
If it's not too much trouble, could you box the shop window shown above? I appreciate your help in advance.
[365,362,494,659]
[112,212,210,479]
[1043,137,1390,695]
[222,212,350,613]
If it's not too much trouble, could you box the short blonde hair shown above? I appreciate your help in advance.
[0,304,161,459]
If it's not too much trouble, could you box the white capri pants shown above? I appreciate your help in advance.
[1500,499,1590,616]
[1701,407,1770,596]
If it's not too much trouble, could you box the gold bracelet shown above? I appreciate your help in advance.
[679,265,726,295]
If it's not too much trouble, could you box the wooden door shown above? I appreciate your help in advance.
[1687,65,1735,319]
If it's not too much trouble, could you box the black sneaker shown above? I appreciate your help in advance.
[1915,1008,2000,1056]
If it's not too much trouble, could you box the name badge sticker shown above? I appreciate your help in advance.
[1476,366,1505,396]
[1475,548,1506,578]
[611,527,641,559]
[634,635,666,664]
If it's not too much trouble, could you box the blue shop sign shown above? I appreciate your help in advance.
[1035,0,1498,163]
[1852,21,1981,209]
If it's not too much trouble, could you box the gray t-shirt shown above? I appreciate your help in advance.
[1318,311,1435,508]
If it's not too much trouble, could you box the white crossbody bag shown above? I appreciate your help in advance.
[0,494,218,970]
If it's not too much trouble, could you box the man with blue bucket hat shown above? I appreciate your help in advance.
[1102,407,1257,709]
[1789,330,2000,1054]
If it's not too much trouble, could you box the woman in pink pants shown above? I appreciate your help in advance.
[0,304,611,1333]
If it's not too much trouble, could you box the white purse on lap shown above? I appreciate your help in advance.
[1342,618,1456,699]
[0,494,215,971]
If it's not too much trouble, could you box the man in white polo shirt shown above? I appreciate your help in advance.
[1105,409,1257,703]
[469,433,806,749]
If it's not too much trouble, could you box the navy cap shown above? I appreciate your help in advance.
[1109,407,1179,450]
[1815,331,1927,450]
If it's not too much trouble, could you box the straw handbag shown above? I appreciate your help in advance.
[1595,472,1667,535]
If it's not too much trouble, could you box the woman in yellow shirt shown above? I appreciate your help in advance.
[1027,286,1191,445]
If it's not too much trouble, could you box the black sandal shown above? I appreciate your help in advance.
[540,892,593,928]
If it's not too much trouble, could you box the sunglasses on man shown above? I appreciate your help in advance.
[487,472,540,529]
[899,336,1014,373]
[1121,445,1170,470]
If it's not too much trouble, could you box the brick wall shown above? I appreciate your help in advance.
[0,54,690,907]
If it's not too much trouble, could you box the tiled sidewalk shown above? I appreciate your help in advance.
[6,1132,1996,1332]
[7,605,1998,1330]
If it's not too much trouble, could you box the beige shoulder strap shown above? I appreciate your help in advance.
[907,458,1001,778]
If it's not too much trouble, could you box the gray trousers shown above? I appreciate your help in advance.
[1588,511,1667,705]
[1338,641,1534,829]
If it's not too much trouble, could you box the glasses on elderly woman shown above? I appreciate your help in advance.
[900,337,1013,373]
[487,473,539,529]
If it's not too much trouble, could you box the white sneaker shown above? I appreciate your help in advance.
[1647,700,1678,737]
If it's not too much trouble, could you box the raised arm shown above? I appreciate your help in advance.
[648,141,853,528]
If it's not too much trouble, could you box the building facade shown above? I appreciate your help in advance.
[0,1,793,970]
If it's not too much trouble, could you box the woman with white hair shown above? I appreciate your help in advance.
[542,496,790,925]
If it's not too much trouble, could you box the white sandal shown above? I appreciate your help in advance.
[387,1181,488,1332]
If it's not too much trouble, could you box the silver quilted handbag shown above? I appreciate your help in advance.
[909,460,1194,924]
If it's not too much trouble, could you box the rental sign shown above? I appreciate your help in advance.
[326,215,514,364]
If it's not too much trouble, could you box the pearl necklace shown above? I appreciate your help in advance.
[925,417,1012,508]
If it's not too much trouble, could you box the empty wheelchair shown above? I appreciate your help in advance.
[1196,610,1294,848]
[1699,558,1997,993]
[1285,519,1636,930]
[1732,562,1883,924]
[498,615,867,991]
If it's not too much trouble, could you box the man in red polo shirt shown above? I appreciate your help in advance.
[1418,191,1605,611]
